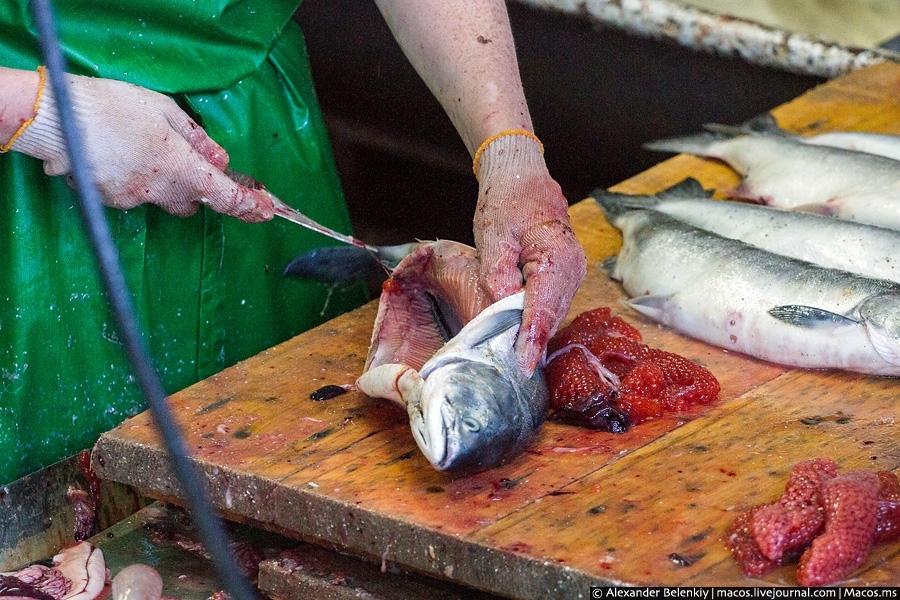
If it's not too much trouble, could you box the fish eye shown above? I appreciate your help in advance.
[462,417,481,432]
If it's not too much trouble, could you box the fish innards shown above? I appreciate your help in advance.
[591,589,898,599]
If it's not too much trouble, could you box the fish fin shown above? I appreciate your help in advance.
[598,255,617,276]
[462,309,522,348]
[768,305,860,328]
[741,113,792,136]
[624,294,674,321]
[658,177,714,199]
[643,131,731,156]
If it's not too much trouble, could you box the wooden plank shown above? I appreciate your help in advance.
[93,60,900,596]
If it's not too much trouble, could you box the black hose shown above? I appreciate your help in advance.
[29,2,259,599]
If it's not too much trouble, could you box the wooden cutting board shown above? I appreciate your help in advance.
[92,61,900,595]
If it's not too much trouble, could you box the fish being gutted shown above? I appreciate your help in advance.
[601,208,900,375]
[356,240,548,475]
[645,125,900,230]
[593,178,900,284]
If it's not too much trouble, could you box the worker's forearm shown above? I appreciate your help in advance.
[0,67,42,147]
[374,0,533,156]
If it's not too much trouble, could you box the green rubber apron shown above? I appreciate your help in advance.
[0,0,367,485]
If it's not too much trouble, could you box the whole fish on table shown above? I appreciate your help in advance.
[744,113,900,162]
[356,240,548,475]
[600,208,900,376]
[593,178,900,284]
[645,125,900,230]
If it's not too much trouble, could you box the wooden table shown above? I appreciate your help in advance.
[92,61,900,595]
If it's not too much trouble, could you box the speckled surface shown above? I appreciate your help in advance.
[681,0,900,49]
[512,0,900,78]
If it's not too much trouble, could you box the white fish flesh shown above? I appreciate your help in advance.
[356,240,548,474]
[593,178,900,284]
[605,209,900,375]
[645,127,900,230]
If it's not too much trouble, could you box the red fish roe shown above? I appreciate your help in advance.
[797,470,880,587]
[751,458,838,562]
[875,471,900,544]
[545,306,720,429]
[561,306,643,344]
[617,362,665,423]
[726,459,900,586]
[545,347,615,414]
[724,507,783,577]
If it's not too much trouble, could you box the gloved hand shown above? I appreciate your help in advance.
[473,131,587,375]
[9,68,273,222]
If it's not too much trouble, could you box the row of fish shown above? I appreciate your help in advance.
[596,116,900,376]
[646,114,900,230]
[286,114,900,474]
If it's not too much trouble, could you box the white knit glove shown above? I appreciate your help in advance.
[9,68,273,222]
[473,131,587,375]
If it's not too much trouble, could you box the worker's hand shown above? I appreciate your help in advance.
[10,71,273,222]
[473,133,587,375]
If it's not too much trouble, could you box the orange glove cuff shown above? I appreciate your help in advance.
[472,128,544,177]
[1,66,46,153]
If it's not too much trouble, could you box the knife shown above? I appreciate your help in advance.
[225,168,415,270]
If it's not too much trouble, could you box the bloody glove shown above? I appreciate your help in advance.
[8,67,273,222]
[473,131,587,375]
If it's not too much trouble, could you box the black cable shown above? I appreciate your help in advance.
[29,2,259,599]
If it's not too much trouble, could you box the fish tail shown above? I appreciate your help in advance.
[643,131,731,156]
[741,113,793,136]
[283,245,383,284]
[592,177,713,220]
[703,113,791,138]
[701,123,748,137]
[591,189,659,220]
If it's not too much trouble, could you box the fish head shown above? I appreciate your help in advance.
[411,358,546,475]
[859,291,900,367]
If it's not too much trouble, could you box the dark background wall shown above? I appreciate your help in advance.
[294,0,824,246]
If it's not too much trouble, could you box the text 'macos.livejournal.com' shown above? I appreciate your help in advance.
[590,588,899,600]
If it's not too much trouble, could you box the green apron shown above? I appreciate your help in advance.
[0,0,367,485]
